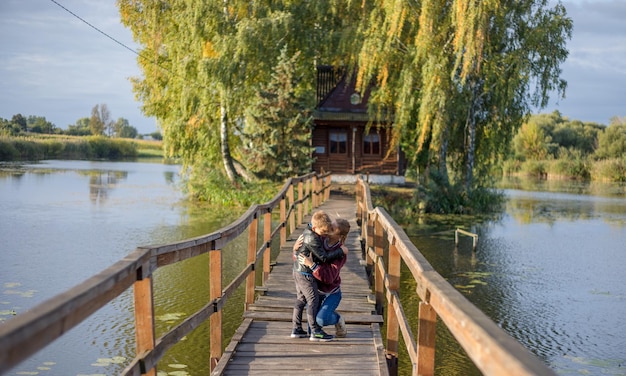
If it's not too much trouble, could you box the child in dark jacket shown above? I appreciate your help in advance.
[299,218,350,337]
[291,211,345,341]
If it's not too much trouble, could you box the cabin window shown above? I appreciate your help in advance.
[329,131,347,154]
[363,132,380,155]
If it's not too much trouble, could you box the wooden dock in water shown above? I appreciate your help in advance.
[212,192,388,375]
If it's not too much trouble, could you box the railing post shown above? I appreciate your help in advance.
[134,269,156,376]
[304,177,310,215]
[324,175,331,201]
[374,214,384,315]
[288,184,295,235]
[311,175,319,210]
[365,211,374,270]
[246,215,258,310]
[209,249,222,372]
[416,300,436,376]
[386,241,401,376]
[297,180,303,225]
[263,209,272,284]
[280,195,286,246]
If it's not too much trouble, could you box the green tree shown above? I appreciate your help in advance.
[149,131,163,141]
[595,123,626,159]
[114,117,138,139]
[512,120,551,160]
[67,117,92,136]
[243,48,313,180]
[90,104,112,136]
[351,0,572,195]
[119,0,359,183]
[27,116,55,134]
[11,114,27,132]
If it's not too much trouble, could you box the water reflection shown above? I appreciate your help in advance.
[83,170,128,204]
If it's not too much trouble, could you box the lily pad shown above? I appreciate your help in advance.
[155,312,186,322]
[168,364,188,369]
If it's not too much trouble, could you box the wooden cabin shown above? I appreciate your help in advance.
[312,66,406,183]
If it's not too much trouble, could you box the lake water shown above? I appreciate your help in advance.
[402,178,626,376]
[1,162,625,375]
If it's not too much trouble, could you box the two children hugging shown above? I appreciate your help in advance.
[291,210,350,342]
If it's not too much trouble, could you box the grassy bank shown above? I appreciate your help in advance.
[0,134,164,161]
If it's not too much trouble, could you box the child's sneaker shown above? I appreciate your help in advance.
[335,315,347,338]
[290,327,308,338]
[310,329,334,342]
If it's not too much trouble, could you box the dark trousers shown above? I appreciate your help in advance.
[292,270,321,332]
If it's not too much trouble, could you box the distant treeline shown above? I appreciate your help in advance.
[0,106,162,141]
[504,112,626,182]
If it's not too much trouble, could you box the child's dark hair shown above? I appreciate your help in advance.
[335,218,350,243]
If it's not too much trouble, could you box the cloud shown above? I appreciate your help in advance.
[541,0,626,124]
[1,0,624,132]
[0,0,155,133]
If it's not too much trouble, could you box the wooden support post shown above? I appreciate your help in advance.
[374,215,384,315]
[209,250,222,372]
[263,210,271,284]
[134,274,156,376]
[387,242,401,376]
[280,197,286,247]
[324,175,331,201]
[365,212,374,268]
[311,175,319,211]
[297,181,303,225]
[246,215,258,310]
[416,301,436,376]
[288,185,295,235]
[304,178,310,215]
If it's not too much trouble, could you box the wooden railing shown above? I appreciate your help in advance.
[356,176,557,376]
[0,172,332,375]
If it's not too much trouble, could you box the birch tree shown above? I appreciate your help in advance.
[118,0,359,182]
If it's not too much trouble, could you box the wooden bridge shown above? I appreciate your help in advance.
[0,173,556,376]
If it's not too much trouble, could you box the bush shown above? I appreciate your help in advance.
[0,139,19,160]
[87,136,138,159]
[548,149,590,179]
[185,160,279,206]
[520,160,548,178]
[591,158,626,182]
[502,159,523,175]
[416,170,505,215]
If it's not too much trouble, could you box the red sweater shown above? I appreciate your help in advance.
[312,241,347,294]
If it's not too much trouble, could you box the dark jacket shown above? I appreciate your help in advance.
[293,226,344,274]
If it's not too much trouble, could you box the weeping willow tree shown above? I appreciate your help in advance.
[117,0,360,187]
[350,0,572,200]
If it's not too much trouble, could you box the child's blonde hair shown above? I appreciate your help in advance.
[311,211,333,235]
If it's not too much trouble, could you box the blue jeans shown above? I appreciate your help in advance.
[316,289,342,327]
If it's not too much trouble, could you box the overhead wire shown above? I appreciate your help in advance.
[48,0,141,58]
[47,0,183,84]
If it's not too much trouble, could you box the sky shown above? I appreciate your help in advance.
[0,0,625,136]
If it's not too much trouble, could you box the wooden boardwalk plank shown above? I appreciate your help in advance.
[213,192,389,376]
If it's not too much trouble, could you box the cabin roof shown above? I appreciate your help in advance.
[314,74,374,123]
